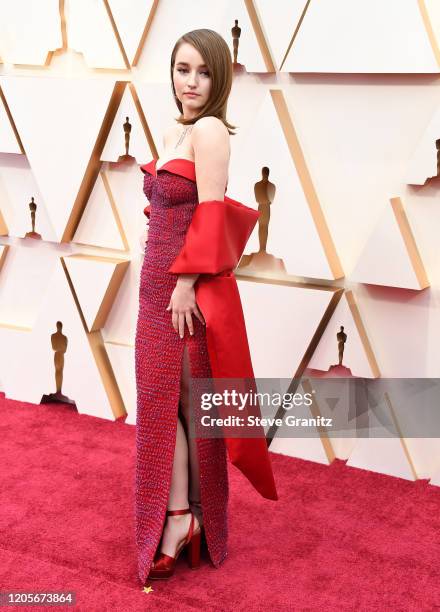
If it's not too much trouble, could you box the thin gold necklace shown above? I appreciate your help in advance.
[175,124,194,148]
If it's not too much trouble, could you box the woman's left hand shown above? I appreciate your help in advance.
[166,281,205,338]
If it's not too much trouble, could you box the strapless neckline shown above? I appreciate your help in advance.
[139,157,228,191]
[140,157,196,182]
[155,157,195,172]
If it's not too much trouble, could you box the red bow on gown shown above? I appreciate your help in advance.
[142,158,278,502]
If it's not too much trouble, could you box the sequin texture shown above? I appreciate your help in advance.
[134,167,229,585]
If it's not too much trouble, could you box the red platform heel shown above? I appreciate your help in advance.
[148,508,202,580]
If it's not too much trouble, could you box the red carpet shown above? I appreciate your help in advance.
[1,392,440,611]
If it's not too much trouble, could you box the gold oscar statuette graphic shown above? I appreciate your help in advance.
[24,196,42,239]
[231,19,245,73]
[118,116,134,162]
[238,166,285,272]
[41,321,76,407]
[337,325,347,365]
[326,325,352,376]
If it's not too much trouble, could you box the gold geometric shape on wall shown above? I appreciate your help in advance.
[237,275,344,450]
[302,377,336,463]
[63,254,129,332]
[0,259,126,420]
[0,245,59,328]
[73,171,128,251]
[283,0,439,73]
[0,161,58,242]
[269,376,336,466]
[64,0,126,69]
[61,256,127,419]
[351,197,430,290]
[0,0,62,66]
[271,89,344,279]
[0,207,8,237]
[275,280,389,463]
[0,244,9,272]
[102,161,151,255]
[0,87,23,154]
[0,76,125,243]
[243,0,279,72]
[134,82,186,160]
[306,289,380,378]
[231,87,343,279]
[85,327,127,420]
[237,275,344,380]
[419,0,440,68]
[106,0,158,67]
[252,0,310,71]
[136,0,267,77]
[236,276,345,449]
[28,0,158,71]
[101,84,155,164]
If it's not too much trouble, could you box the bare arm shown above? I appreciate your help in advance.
[176,117,230,290]
[169,117,230,337]
[192,116,230,202]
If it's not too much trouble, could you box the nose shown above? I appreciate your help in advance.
[186,71,198,87]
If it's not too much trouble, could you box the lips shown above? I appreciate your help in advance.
[184,93,199,96]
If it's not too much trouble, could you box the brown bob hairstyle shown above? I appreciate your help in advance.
[170,28,237,135]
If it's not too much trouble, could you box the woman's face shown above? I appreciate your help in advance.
[173,42,212,119]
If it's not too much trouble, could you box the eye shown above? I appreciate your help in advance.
[176,67,210,77]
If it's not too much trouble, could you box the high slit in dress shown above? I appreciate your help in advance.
[134,158,228,585]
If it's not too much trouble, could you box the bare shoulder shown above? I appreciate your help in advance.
[192,116,230,156]
[192,116,229,140]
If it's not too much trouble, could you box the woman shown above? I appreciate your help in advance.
[135,28,278,585]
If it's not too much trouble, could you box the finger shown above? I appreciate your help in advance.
[178,313,185,339]
[193,304,206,325]
[172,311,178,333]
[185,311,194,336]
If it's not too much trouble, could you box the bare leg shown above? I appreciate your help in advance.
[155,345,201,559]
[178,345,203,528]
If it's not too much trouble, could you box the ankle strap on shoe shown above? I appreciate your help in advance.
[166,508,191,516]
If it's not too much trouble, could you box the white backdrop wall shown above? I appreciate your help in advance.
[0,0,439,483]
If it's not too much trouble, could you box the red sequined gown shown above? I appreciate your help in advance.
[134,158,228,585]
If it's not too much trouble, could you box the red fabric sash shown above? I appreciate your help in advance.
[169,199,278,501]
